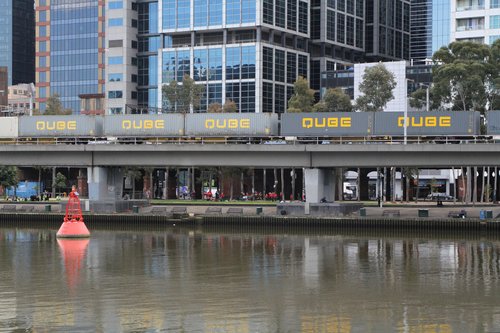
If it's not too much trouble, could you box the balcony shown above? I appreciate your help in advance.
[456,5,485,11]
[456,24,484,31]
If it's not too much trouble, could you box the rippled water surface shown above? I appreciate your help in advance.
[1,226,500,332]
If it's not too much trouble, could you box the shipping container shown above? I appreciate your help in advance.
[103,114,185,137]
[0,117,19,138]
[486,111,500,135]
[185,113,279,137]
[373,111,480,136]
[18,115,101,137]
[280,112,374,137]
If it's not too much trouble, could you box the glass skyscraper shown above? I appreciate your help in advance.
[136,0,310,113]
[410,0,450,62]
[35,0,105,113]
[0,0,34,86]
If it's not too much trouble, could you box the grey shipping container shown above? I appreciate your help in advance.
[373,111,480,136]
[0,117,19,139]
[487,111,500,135]
[185,113,279,136]
[18,116,101,137]
[281,112,374,137]
[103,114,185,137]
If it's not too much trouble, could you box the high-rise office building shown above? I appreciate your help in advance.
[36,0,414,114]
[365,0,411,61]
[0,0,35,86]
[135,0,310,114]
[35,0,105,114]
[411,0,450,62]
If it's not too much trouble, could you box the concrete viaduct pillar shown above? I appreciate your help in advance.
[304,168,335,203]
[87,167,124,212]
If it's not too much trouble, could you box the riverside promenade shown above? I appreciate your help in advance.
[1,201,500,219]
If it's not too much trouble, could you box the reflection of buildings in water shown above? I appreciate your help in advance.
[301,315,351,333]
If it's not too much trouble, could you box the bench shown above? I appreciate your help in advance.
[448,210,467,218]
[151,207,167,215]
[205,207,222,214]
[17,205,34,212]
[382,210,400,217]
[1,205,17,212]
[227,208,243,215]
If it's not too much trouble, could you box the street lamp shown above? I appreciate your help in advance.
[404,79,414,145]
[419,83,430,112]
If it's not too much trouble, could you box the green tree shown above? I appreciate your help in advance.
[0,166,18,197]
[223,99,238,113]
[44,94,72,115]
[54,172,67,195]
[162,75,205,113]
[409,88,434,110]
[432,41,494,111]
[287,76,315,113]
[313,88,353,112]
[355,64,396,112]
[207,103,223,113]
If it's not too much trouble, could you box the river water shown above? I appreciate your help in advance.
[0,226,499,333]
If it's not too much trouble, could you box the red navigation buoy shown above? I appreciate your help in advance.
[57,187,90,238]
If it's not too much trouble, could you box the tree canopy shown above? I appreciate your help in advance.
[44,94,72,115]
[0,166,18,190]
[431,41,497,112]
[162,75,205,113]
[287,76,315,113]
[313,88,353,112]
[355,63,396,112]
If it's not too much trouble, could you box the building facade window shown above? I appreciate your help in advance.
[109,1,123,9]
[108,90,123,98]
[108,73,123,82]
[109,18,123,27]
[109,56,123,65]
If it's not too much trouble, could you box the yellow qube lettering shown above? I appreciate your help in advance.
[228,119,238,129]
[36,120,77,131]
[314,118,326,128]
[122,120,131,129]
[303,118,313,128]
[439,116,451,127]
[327,118,338,127]
[155,120,165,129]
[340,117,351,127]
[144,120,153,129]
[205,119,215,129]
[241,119,250,128]
[425,117,436,127]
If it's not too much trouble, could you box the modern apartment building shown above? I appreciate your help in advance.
[35,0,105,114]
[0,0,35,86]
[451,0,500,44]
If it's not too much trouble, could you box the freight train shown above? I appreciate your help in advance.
[0,110,497,142]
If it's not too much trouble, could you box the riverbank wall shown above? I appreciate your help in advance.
[1,212,500,232]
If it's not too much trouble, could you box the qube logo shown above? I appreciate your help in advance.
[36,121,77,131]
[397,116,451,127]
[302,117,352,128]
[122,120,165,129]
[205,118,250,129]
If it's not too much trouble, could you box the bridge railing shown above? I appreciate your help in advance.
[0,136,491,145]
